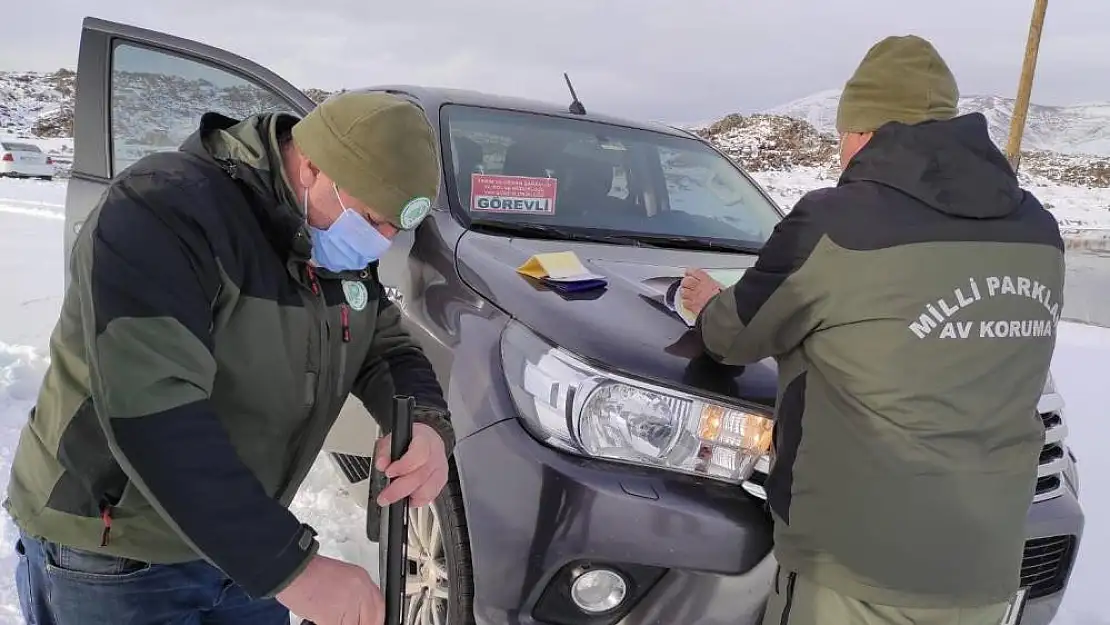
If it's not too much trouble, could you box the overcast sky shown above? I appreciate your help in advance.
[4,0,1108,124]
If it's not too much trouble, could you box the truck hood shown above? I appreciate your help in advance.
[456,230,779,409]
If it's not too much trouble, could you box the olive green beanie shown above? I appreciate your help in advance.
[291,91,440,230]
[836,35,960,134]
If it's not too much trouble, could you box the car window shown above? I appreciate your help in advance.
[1,142,41,153]
[443,105,780,246]
[659,146,776,235]
[110,43,295,174]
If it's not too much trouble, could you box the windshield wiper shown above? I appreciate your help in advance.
[468,221,763,254]
[622,233,764,254]
[468,221,644,246]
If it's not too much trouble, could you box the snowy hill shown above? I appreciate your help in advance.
[1,69,336,176]
[696,111,1110,188]
[0,70,75,138]
[765,89,1110,157]
[3,69,1109,192]
[1,70,332,138]
[691,112,1110,231]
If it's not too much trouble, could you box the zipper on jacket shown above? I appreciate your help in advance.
[337,304,351,396]
[100,503,113,547]
[303,264,323,409]
[302,263,328,409]
[278,262,333,504]
[306,265,321,297]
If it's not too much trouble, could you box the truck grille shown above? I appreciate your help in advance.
[1022,535,1076,599]
[742,405,1071,504]
[1034,409,1068,503]
[329,452,374,484]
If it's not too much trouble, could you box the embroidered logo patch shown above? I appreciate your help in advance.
[399,196,432,230]
[342,280,369,311]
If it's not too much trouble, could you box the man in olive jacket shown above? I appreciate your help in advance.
[681,36,1064,625]
[7,92,454,625]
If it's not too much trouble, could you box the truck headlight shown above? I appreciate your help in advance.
[500,321,774,484]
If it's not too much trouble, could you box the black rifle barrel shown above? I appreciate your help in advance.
[300,394,416,625]
[383,394,415,625]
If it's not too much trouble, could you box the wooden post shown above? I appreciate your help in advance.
[1006,0,1049,172]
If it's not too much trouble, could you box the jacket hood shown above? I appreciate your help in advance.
[179,112,314,262]
[840,112,1024,219]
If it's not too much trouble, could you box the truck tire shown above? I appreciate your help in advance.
[379,463,475,625]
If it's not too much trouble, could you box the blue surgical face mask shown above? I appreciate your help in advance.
[307,183,392,272]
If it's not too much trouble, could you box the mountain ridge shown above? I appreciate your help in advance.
[761,89,1110,157]
[695,112,1110,188]
[3,69,1107,188]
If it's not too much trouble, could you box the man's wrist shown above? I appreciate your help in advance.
[414,407,455,457]
[252,524,320,599]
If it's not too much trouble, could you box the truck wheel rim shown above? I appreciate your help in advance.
[405,504,449,625]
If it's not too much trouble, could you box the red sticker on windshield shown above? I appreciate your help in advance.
[470,174,557,215]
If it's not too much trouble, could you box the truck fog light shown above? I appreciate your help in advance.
[570,568,628,613]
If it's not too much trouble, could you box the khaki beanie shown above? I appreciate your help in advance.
[836,35,960,134]
[291,91,440,230]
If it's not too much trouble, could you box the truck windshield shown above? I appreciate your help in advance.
[441,105,781,248]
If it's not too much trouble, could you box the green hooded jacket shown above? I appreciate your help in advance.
[5,112,454,599]
[696,113,1064,608]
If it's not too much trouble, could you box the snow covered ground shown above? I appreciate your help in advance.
[0,175,1106,624]
[751,166,1110,233]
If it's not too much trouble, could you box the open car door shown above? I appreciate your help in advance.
[64,17,317,285]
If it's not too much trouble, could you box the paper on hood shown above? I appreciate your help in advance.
[649,268,750,327]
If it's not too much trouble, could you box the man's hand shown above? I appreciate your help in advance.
[375,423,448,507]
[277,554,383,625]
[680,268,722,318]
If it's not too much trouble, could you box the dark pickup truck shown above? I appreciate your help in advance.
[65,17,1085,625]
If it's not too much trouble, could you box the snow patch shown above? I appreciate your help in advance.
[0,343,49,621]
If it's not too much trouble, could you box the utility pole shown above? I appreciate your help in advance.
[1005,0,1049,172]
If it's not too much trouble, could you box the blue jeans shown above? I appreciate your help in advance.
[14,531,290,625]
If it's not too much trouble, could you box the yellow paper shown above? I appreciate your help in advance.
[516,251,590,280]
[671,268,748,327]
[674,295,698,326]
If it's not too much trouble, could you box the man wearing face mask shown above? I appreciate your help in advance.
[680,36,1063,624]
[6,92,453,625]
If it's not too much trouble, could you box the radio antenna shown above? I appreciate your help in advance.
[564,72,586,115]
